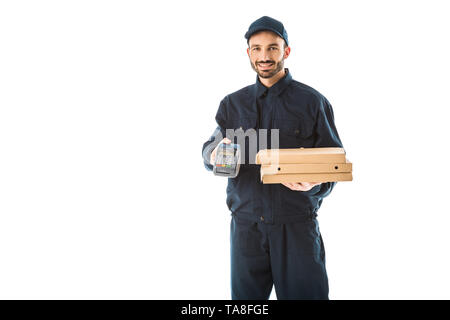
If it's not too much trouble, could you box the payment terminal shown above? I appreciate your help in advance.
[213,143,241,178]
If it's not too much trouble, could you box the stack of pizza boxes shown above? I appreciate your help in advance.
[255,147,353,184]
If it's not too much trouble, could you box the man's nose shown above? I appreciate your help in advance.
[260,49,272,61]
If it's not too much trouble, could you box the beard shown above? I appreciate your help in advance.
[250,58,285,78]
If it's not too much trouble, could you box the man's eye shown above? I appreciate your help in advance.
[252,47,260,51]
[269,47,278,50]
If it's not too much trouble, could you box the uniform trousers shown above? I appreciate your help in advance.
[230,214,329,300]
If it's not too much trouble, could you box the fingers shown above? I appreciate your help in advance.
[300,182,311,187]
[210,138,232,164]
[282,182,322,191]
[282,182,305,191]
[299,182,321,187]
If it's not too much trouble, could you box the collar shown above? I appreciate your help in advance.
[255,68,292,98]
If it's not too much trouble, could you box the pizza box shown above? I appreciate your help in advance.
[255,147,346,165]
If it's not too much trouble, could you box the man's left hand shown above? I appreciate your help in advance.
[282,182,321,192]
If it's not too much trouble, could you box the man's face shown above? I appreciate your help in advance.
[247,31,290,79]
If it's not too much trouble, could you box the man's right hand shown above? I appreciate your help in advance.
[210,138,232,165]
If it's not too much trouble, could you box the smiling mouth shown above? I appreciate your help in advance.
[258,62,274,70]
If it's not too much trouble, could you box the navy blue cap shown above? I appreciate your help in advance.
[245,16,289,46]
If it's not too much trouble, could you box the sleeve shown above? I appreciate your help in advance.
[201,98,227,172]
[307,96,344,198]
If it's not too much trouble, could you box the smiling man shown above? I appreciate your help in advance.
[202,16,344,300]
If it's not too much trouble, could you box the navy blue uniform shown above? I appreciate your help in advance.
[202,69,344,299]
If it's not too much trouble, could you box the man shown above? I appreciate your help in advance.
[201,16,344,300]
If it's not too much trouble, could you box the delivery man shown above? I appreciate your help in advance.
[201,16,344,300]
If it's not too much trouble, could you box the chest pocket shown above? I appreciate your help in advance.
[273,118,314,148]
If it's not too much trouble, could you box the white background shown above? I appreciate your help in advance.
[1,0,449,299]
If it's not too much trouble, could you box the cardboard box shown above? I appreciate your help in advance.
[256,147,353,184]
[261,172,353,184]
[261,161,353,174]
[255,147,346,165]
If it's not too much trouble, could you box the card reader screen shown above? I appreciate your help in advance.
[213,143,241,178]
[216,148,235,169]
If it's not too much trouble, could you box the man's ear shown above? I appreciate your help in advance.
[247,47,250,57]
[284,46,291,59]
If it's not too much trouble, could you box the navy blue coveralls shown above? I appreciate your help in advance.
[202,69,344,300]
